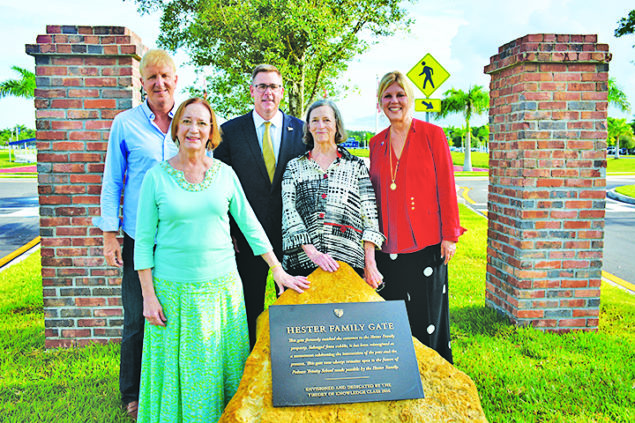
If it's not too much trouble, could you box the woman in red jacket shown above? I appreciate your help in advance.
[369,71,465,363]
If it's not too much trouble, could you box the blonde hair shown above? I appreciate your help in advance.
[377,71,415,108]
[140,49,176,77]
[171,97,222,151]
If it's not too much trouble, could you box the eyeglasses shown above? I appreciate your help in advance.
[179,118,210,129]
[253,83,282,93]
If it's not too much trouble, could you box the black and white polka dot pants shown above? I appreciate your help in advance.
[376,243,453,364]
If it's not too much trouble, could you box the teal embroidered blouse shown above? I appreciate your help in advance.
[134,160,272,281]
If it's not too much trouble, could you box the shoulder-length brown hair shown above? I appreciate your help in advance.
[171,97,222,151]
[303,99,347,148]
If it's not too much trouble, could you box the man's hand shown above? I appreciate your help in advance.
[103,232,123,267]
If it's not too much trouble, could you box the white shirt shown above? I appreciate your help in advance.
[252,109,283,161]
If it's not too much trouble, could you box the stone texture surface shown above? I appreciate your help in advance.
[220,263,487,422]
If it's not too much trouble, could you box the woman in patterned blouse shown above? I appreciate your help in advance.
[281,99,385,287]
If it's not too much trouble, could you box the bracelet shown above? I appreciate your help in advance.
[270,263,282,272]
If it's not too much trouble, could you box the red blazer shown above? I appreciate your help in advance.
[369,119,465,252]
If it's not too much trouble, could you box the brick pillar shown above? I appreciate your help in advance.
[484,34,610,332]
[26,25,147,347]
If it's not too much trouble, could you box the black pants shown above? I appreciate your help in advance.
[235,251,269,349]
[376,244,453,364]
[119,233,144,404]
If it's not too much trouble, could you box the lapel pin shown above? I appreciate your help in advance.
[288,127,294,131]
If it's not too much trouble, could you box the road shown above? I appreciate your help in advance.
[0,178,39,260]
[456,175,635,284]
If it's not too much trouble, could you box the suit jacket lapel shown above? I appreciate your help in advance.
[242,112,270,184]
[273,112,297,186]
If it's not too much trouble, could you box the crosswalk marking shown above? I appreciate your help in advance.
[0,207,39,218]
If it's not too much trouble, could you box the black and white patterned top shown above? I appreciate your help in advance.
[281,147,385,271]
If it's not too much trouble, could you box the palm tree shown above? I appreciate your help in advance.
[607,117,634,159]
[608,78,631,114]
[0,66,35,99]
[436,86,489,171]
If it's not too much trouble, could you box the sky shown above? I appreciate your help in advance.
[0,0,634,132]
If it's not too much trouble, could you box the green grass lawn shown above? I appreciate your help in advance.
[607,157,635,174]
[0,150,35,169]
[1,206,633,421]
[451,152,490,169]
[615,184,635,199]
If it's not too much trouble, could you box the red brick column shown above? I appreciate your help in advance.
[26,25,147,347]
[484,34,610,332]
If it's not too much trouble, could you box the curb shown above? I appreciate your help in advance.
[602,271,635,294]
[0,236,41,269]
[607,189,635,205]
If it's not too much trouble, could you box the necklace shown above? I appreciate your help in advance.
[389,146,399,190]
[388,127,408,191]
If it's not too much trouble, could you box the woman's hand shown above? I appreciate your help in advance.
[363,242,383,289]
[441,240,457,265]
[138,268,166,326]
[272,266,310,295]
[303,244,339,272]
[364,262,383,289]
[143,294,167,327]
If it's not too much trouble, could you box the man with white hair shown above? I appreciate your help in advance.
[94,49,178,419]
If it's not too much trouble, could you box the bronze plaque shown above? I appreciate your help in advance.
[269,301,424,407]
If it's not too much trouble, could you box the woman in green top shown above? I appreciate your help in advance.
[134,97,310,422]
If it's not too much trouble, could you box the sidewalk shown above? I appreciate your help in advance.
[0,165,37,173]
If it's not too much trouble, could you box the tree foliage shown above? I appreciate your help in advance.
[131,0,413,119]
[608,77,631,113]
[607,117,634,158]
[0,66,35,100]
[346,129,374,147]
[435,85,489,170]
[0,125,36,146]
[615,9,635,38]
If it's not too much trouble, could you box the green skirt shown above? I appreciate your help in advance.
[137,271,249,422]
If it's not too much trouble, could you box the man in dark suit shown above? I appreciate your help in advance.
[215,64,307,348]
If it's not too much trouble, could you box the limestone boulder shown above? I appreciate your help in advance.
[220,262,487,422]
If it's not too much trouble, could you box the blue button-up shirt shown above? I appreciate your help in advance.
[93,100,178,239]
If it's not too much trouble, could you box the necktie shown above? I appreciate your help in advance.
[263,121,275,182]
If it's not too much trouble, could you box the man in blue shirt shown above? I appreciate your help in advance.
[93,49,178,419]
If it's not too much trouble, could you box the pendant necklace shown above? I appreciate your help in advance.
[388,128,408,191]
[389,147,398,190]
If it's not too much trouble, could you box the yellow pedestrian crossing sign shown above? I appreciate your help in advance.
[407,53,450,98]
[415,98,441,113]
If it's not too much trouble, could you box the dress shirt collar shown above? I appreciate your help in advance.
[141,99,176,122]
[252,109,283,129]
